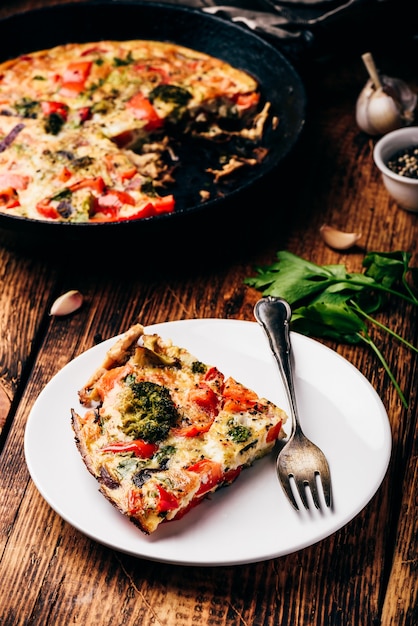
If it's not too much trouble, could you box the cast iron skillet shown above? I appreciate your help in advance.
[0,0,306,245]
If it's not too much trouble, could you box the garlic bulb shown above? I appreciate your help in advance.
[356,52,417,136]
[319,224,362,250]
[49,290,83,316]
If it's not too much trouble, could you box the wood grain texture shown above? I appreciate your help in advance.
[0,2,417,625]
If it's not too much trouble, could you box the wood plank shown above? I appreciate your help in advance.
[381,383,418,626]
[0,241,58,437]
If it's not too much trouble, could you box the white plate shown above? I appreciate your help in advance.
[24,319,392,566]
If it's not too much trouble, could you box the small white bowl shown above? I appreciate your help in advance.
[373,126,418,213]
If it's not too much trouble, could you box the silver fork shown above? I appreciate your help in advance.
[254,296,332,511]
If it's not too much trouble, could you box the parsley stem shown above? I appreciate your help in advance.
[351,300,418,354]
[357,332,409,408]
[339,278,418,306]
[402,271,418,303]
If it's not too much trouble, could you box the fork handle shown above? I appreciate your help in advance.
[254,297,301,434]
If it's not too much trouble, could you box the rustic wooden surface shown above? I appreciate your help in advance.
[0,1,417,625]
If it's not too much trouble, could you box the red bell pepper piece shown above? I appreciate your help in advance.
[151,194,175,214]
[94,365,131,400]
[81,47,108,56]
[187,459,223,496]
[41,101,69,120]
[115,202,156,221]
[172,465,242,521]
[189,383,220,416]
[0,187,20,208]
[266,420,283,443]
[171,496,202,521]
[119,167,138,181]
[222,377,259,412]
[126,92,163,131]
[222,466,242,484]
[77,106,92,123]
[101,439,157,459]
[58,167,72,182]
[127,489,143,516]
[69,176,106,194]
[36,199,60,219]
[60,61,92,96]
[172,420,214,438]
[103,154,137,182]
[156,485,180,513]
[204,367,224,383]
[98,189,136,209]
[90,190,141,222]
[92,194,174,223]
[234,92,260,109]
[63,60,92,84]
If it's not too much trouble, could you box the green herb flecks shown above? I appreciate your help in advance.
[113,51,135,67]
[50,188,72,202]
[244,250,418,408]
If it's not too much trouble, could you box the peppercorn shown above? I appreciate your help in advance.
[386,145,418,179]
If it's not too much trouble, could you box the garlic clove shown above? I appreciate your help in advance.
[356,78,416,136]
[356,52,417,136]
[356,79,377,134]
[319,224,362,250]
[49,290,83,316]
[365,85,404,135]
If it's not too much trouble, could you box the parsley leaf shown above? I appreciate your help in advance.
[245,250,418,408]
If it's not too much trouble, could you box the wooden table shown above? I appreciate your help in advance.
[0,1,416,624]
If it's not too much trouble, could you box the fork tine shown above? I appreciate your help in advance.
[294,476,310,510]
[276,463,300,510]
[280,477,300,510]
[308,477,321,510]
[320,472,332,508]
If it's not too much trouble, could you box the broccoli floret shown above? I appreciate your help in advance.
[227,424,252,443]
[191,360,207,374]
[44,112,65,135]
[119,380,179,443]
[149,84,192,107]
[14,97,40,119]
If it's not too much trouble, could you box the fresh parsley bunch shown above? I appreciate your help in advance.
[245,250,418,408]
